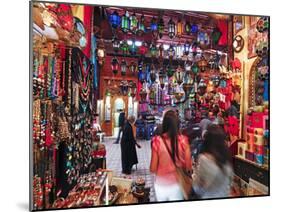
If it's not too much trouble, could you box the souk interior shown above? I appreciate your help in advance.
[32,2,269,210]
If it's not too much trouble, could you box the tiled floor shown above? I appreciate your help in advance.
[103,137,156,202]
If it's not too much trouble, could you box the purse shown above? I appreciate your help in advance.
[161,136,192,200]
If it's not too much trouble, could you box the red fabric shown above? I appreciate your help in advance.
[228,116,239,136]
[217,20,228,46]
[83,6,92,58]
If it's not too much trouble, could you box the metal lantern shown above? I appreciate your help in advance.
[191,62,199,74]
[97,39,105,65]
[136,14,146,36]
[166,65,175,78]
[120,80,129,95]
[158,17,165,39]
[112,37,120,53]
[121,59,127,76]
[184,61,191,72]
[177,19,184,37]
[130,13,138,33]
[158,44,164,59]
[175,44,183,59]
[129,82,137,98]
[175,65,184,85]
[168,45,175,59]
[129,40,138,55]
[191,24,198,34]
[150,65,157,83]
[174,92,184,101]
[183,42,190,56]
[168,18,176,39]
[185,21,191,33]
[150,17,158,38]
[198,56,208,72]
[120,40,129,55]
[150,43,158,57]
[111,57,119,75]
[159,72,166,89]
[109,10,121,29]
[138,42,148,55]
[129,61,137,75]
[139,88,148,103]
[121,11,130,33]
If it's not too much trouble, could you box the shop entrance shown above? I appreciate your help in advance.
[113,97,125,137]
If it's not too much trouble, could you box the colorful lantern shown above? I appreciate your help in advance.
[158,17,165,39]
[129,82,137,98]
[150,43,158,57]
[191,62,199,74]
[158,44,164,59]
[177,19,184,37]
[191,24,199,34]
[168,45,175,59]
[109,10,121,29]
[175,65,184,85]
[167,65,175,78]
[198,79,207,96]
[175,44,183,59]
[130,13,138,33]
[150,17,158,38]
[121,59,127,76]
[139,88,148,103]
[138,42,148,55]
[121,11,130,33]
[198,56,208,72]
[211,27,222,45]
[150,65,157,83]
[183,42,190,56]
[112,37,120,53]
[184,61,191,72]
[120,81,129,95]
[97,39,105,65]
[159,72,166,89]
[129,62,137,75]
[168,19,176,39]
[136,14,146,36]
[111,57,119,75]
[129,40,138,55]
[120,40,129,54]
[185,21,191,34]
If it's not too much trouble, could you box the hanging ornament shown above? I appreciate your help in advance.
[120,40,129,55]
[190,24,199,34]
[212,76,221,87]
[168,44,175,59]
[166,65,175,78]
[168,18,176,39]
[191,62,199,74]
[112,36,120,53]
[136,14,146,36]
[121,11,130,33]
[233,35,244,53]
[175,65,184,85]
[198,79,207,96]
[120,59,127,76]
[150,43,158,57]
[177,19,184,37]
[256,17,269,33]
[183,42,190,56]
[184,60,192,72]
[158,44,164,59]
[109,10,121,29]
[129,81,137,98]
[120,80,129,96]
[111,57,119,75]
[158,16,165,39]
[175,44,183,59]
[139,42,148,55]
[185,21,191,34]
[150,17,158,38]
[159,72,166,89]
[129,40,138,55]
[129,61,137,75]
[139,88,148,103]
[150,65,157,83]
[130,13,138,33]
[96,39,105,66]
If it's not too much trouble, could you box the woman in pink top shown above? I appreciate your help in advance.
[150,110,192,201]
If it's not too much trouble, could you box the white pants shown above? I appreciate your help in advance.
[154,182,184,201]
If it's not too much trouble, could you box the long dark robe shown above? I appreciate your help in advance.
[121,121,138,174]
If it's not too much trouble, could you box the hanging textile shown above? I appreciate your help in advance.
[91,35,98,89]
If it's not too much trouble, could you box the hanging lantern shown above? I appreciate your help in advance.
[129,62,137,75]
[159,72,166,89]
[183,42,190,56]
[111,57,119,75]
[129,82,137,98]
[129,40,138,55]
[158,17,165,39]
[120,40,129,55]
[168,19,176,39]
[198,56,208,72]
[121,11,130,33]
[136,14,146,36]
[191,24,199,34]
[109,10,121,29]
[167,65,175,78]
[97,39,106,66]
[177,19,184,37]
[198,79,207,96]
[150,65,157,83]
[191,62,199,74]
[138,42,148,55]
[211,27,222,45]
[175,65,184,85]
[120,59,127,76]
[120,81,129,95]
[139,88,148,103]
[158,44,164,59]
[168,45,175,59]
[184,61,191,72]
[182,82,193,94]
[185,21,191,34]
[130,13,138,33]
[212,76,221,87]
[112,37,120,53]
[175,44,183,59]
[150,17,158,38]
[150,43,158,57]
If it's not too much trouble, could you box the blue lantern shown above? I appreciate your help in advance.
[109,10,121,29]
[191,24,198,34]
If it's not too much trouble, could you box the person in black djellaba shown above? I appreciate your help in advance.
[114,109,126,144]
[121,115,141,175]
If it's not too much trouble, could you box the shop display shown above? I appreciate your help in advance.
[30,2,270,211]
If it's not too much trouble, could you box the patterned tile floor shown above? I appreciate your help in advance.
[103,137,156,202]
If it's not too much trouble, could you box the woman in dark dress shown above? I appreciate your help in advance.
[121,115,141,175]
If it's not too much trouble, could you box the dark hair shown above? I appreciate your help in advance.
[162,110,180,162]
[201,124,231,171]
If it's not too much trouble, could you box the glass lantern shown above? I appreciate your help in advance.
[177,19,184,37]
[111,57,119,75]
[166,65,175,78]
[120,40,129,55]
[129,40,138,55]
[129,62,137,75]
[97,39,105,66]
[121,59,127,76]
[185,21,191,34]
[136,14,146,36]
[150,65,157,83]
[175,65,184,85]
[159,72,166,89]
[168,18,176,39]
[191,24,199,34]
[158,17,165,39]
[175,44,183,59]
[168,44,175,59]
[109,10,121,29]
[150,17,158,38]
[112,37,120,53]
[138,42,148,56]
[130,13,138,33]
[121,11,130,33]
[150,43,158,57]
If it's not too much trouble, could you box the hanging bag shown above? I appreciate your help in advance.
[161,136,192,200]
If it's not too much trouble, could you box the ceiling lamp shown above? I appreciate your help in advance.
[136,14,146,36]
[168,18,176,39]
[177,19,184,37]
[121,59,127,76]
[109,10,121,29]
[121,11,130,33]
[130,13,138,33]
[111,57,119,75]
[158,17,165,39]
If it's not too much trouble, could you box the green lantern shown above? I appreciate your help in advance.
[167,65,175,78]
[191,62,199,74]
[150,43,158,57]
[130,13,138,33]
[158,17,165,39]
[120,40,129,55]
[137,14,146,36]
[121,11,130,33]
